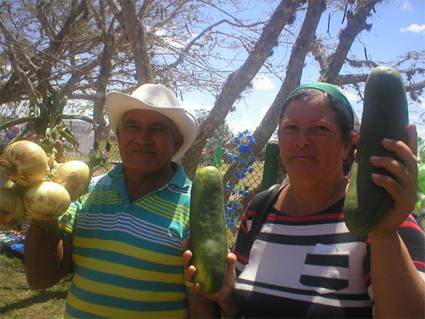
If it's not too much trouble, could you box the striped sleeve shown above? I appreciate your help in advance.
[58,176,101,235]
[363,214,425,301]
[398,214,425,273]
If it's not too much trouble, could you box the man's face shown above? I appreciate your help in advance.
[117,109,183,174]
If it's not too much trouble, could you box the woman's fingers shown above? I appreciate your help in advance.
[382,138,417,175]
[370,136,418,198]
[407,124,418,156]
[368,127,420,233]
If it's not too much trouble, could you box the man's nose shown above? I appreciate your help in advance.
[136,128,154,143]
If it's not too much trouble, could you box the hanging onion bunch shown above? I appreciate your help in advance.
[0,140,91,226]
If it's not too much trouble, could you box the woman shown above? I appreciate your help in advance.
[185,83,425,318]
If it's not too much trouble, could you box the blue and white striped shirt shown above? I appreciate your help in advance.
[60,163,191,318]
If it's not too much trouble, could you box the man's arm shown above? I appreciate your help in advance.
[24,219,73,289]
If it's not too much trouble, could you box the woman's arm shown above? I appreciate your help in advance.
[369,230,425,318]
[24,219,73,289]
[368,125,425,318]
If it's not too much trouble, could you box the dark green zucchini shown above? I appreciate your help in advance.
[344,66,409,235]
[190,166,228,293]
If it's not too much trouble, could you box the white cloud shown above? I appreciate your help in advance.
[251,75,275,90]
[401,0,413,12]
[400,24,425,33]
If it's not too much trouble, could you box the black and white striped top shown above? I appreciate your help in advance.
[233,198,425,318]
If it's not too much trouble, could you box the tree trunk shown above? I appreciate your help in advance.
[183,0,306,178]
[320,0,382,84]
[223,0,326,186]
[93,34,115,150]
[110,0,154,84]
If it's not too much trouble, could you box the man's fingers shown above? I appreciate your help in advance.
[224,253,237,285]
[185,264,197,282]
[183,249,192,267]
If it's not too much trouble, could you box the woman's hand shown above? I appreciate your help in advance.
[369,124,418,236]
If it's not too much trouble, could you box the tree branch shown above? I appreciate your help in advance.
[222,0,327,185]
[183,0,306,177]
[320,0,382,83]
[108,0,153,84]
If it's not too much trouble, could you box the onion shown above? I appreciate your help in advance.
[3,180,14,188]
[50,160,90,201]
[4,140,49,187]
[0,187,25,226]
[24,181,71,220]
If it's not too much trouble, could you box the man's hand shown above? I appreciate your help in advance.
[183,247,240,318]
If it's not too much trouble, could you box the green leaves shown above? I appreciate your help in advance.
[0,87,95,160]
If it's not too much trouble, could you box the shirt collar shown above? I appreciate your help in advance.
[108,162,190,190]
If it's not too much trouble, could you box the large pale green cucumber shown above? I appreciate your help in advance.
[190,166,228,293]
[344,66,409,235]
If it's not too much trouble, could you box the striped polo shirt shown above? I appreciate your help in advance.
[233,197,425,318]
[59,163,191,319]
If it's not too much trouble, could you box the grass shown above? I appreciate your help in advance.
[0,250,70,318]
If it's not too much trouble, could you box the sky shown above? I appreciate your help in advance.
[182,0,425,139]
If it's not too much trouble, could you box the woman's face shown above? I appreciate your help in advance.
[278,98,352,182]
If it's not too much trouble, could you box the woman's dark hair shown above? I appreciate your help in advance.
[279,88,356,175]
[279,88,354,141]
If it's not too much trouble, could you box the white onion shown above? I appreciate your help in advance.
[24,181,71,220]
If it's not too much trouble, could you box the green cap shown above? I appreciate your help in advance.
[286,82,354,124]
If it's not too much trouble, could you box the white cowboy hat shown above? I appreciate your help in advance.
[105,83,198,162]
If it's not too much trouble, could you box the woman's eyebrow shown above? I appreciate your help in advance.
[123,118,138,125]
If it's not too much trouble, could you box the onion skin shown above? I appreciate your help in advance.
[4,141,49,187]
[24,181,71,221]
[50,160,90,201]
[0,187,25,226]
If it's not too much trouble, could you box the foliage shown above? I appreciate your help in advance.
[415,163,425,228]
[415,138,425,228]
[0,87,95,160]
[223,130,256,229]
[200,129,257,230]
[1,1,425,177]
[203,132,224,168]
[418,136,425,163]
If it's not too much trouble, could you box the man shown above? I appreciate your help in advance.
[24,83,200,318]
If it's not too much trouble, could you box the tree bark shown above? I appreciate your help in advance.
[320,0,382,84]
[222,0,327,186]
[183,0,306,178]
[37,0,88,92]
[109,0,154,84]
[93,33,115,150]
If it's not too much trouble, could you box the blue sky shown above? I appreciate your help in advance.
[183,0,425,138]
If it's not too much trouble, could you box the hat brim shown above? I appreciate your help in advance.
[105,91,198,162]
